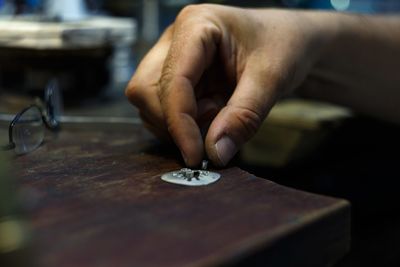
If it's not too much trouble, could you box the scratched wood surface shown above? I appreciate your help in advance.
[12,124,350,267]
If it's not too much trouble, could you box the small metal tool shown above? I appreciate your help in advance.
[161,160,221,186]
[201,160,208,170]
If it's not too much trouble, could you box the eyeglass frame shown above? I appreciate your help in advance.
[1,81,61,153]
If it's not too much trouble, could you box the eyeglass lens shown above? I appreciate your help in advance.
[12,106,45,155]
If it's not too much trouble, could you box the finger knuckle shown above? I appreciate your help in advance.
[177,4,205,21]
[176,4,217,25]
[231,105,263,139]
[268,65,293,94]
[125,79,143,106]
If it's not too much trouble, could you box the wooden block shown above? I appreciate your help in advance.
[10,124,350,267]
[242,99,352,167]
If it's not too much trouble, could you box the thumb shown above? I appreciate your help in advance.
[205,62,284,166]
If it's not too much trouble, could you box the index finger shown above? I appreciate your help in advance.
[159,17,221,167]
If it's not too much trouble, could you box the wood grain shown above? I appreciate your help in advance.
[12,124,350,267]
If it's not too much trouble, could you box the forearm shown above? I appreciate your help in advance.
[299,12,400,123]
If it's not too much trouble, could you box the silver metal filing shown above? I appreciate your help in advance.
[161,162,221,186]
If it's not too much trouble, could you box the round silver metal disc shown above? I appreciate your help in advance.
[161,170,221,186]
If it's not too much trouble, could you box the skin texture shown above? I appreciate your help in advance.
[126,4,400,167]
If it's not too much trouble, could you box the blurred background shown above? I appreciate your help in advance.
[1,1,400,267]
[0,0,399,105]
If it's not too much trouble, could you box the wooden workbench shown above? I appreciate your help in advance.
[10,123,350,267]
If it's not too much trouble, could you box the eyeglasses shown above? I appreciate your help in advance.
[1,80,62,155]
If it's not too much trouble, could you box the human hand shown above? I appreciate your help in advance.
[126,4,336,167]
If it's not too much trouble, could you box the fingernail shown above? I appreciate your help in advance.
[215,136,237,166]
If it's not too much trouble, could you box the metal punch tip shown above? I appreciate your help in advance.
[201,160,208,170]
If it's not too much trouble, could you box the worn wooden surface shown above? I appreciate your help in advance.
[10,124,350,267]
